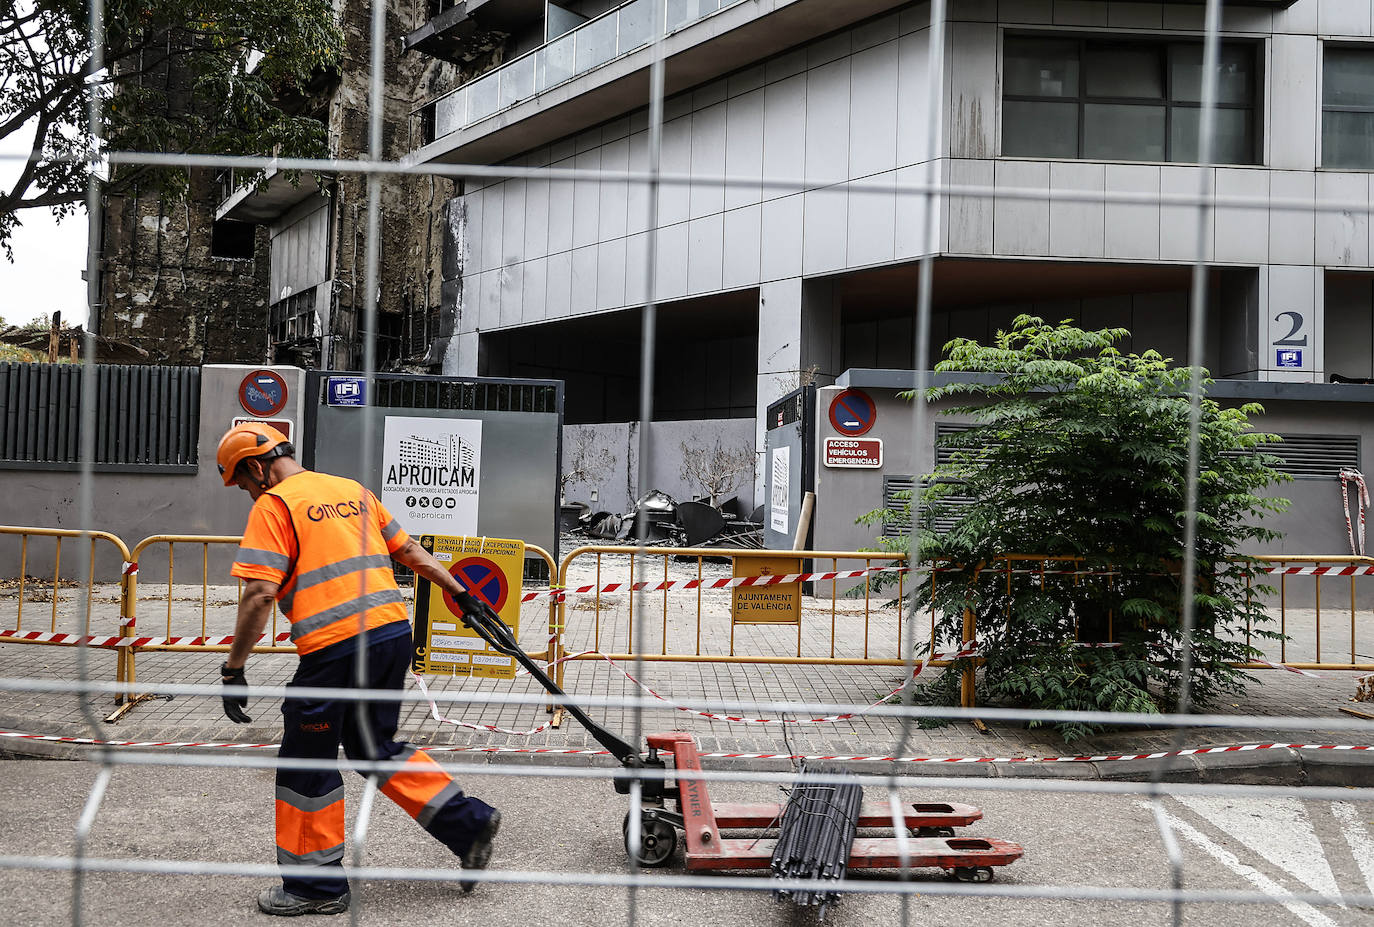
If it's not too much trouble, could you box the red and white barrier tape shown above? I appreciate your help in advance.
[1341,469,1369,557]
[0,729,1367,763]
[520,564,910,603]
[0,629,293,648]
[1261,564,1374,576]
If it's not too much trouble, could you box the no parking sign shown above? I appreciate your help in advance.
[413,535,524,679]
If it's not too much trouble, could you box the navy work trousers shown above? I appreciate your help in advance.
[276,630,495,899]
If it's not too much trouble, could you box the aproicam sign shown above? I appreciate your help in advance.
[381,416,482,537]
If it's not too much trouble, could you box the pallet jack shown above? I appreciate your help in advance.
[459,600,1024,882]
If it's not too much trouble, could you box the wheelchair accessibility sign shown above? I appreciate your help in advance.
[413,535,524,679]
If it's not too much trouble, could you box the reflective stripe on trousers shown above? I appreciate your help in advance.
[275,631,497,900]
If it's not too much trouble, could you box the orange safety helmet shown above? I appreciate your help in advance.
[216,422,294,487]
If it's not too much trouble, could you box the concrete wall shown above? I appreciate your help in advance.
[450,0,1374,400]
[452,9,938,345]
[562,419,757,515]
[809,374,1374,562]
[0,365,310,582]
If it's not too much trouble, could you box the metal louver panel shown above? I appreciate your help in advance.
[882,475,914,537]
[1268,434,1360,480]
[0,362,200,472]
[882,475,974,537]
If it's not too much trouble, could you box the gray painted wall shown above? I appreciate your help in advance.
[808,375,1374,565]
[0,365,309,582]
[561,419,757,515]
[450,0,1374,399]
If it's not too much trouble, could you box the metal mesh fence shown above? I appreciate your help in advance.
[2,1,1374,925]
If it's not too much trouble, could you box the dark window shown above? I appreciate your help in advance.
[210,219,257,260]
[1323,47,1374,169]
[1002,36,1257,164]
[269,291,316,347]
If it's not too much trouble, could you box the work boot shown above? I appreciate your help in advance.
[257,886,350,916]
[459,809,502,892]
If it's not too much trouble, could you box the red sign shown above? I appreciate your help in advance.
[443,556,509,617]
[231,416,293,442]
[238,369,288,417]
[823,438,883,469]
[828,389,876,437]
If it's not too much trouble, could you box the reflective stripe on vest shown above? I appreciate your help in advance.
[265,472,409,655]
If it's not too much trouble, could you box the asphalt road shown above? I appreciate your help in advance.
[0,759,1371,927]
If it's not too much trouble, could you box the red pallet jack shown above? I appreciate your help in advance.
[457,600,1024,883]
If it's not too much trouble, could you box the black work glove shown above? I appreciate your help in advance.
[220,662,252,724]
[452,590,483,626]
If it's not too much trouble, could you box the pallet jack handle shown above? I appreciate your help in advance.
[457,599,652,779]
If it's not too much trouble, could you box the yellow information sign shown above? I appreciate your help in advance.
[413,535,524,679]
[731,555,802,624]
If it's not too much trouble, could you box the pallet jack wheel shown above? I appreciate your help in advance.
[623,811,678,867]
[952,866,995,883]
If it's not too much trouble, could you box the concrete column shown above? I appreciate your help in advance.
[754,277,842,497]
[442,330,479,376]
[1261,265,1323,383]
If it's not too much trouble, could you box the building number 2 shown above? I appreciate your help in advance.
[1273,311,1307,346]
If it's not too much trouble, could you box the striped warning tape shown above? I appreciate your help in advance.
[1261,564,1374,576]
[0,629,294,648]
[0,730,1367,763]
[520,564,910,602]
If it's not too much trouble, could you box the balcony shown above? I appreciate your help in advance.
[410,0,926,165]
[418,0,741,144]
[402,0,543,64]
[216,165,332,223]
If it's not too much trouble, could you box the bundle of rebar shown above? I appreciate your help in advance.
[770,764,863,915]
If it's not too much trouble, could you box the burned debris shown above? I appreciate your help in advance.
[564,490,764,548]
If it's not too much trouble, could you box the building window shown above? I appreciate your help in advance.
[269,290,316,345]
[211,219,257,260]
[1002,36,1257,164]
[1323,47,1374,169]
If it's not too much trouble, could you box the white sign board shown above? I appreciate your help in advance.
[381,416,482,537]
[770,446,790,534]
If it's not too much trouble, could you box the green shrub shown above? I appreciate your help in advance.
[862,316,1290,741]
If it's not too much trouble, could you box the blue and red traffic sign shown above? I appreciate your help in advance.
[828,389,876,437]
[444,556,509,616]
[238,369,288,417]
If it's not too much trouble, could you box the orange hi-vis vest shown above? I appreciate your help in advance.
[236,472,409,655]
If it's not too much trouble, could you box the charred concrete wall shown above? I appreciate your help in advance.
[99,172,271,366]
[318,0,474,372]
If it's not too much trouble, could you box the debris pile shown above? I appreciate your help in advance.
[563,490,764,548]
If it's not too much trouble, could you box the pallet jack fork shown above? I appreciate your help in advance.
[631,732,1023,880]
[456,601,1024,881]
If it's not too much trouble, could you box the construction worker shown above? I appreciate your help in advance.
[215,422,500,917]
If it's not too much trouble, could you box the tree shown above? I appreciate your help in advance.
[862,316,1290,740]
[0,0,341,255]
[679,438,756,508]
[560,429,617,502]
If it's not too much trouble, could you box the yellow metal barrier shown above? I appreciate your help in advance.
[1248,555,1374,671]
[952,555,1374,695]
[0,525,135,709]
[117,533,561,719]
[549,545,927,716]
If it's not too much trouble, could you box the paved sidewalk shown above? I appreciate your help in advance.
[1,552,1372,782]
